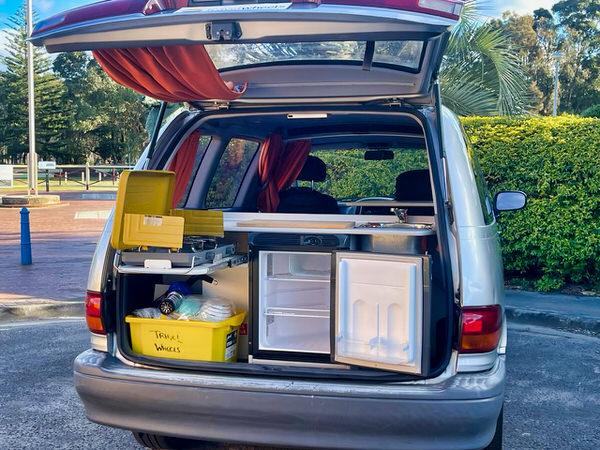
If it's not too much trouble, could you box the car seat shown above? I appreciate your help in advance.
[277,156,339,214]
[395,169,434,215]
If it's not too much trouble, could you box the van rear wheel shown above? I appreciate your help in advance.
[484,407,503,450]
[132,431,221,449]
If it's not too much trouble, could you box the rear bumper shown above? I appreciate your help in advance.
[74,350,504,450]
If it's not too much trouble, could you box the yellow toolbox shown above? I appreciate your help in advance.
[111,170,179,250]
[170,209,224,237]
[122,213,184,249]
[125,311,246,362]
[111,171,225,250]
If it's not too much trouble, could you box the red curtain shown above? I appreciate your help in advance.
[169,131,201,208]
[257,136,312,213]
[92,45,245,103]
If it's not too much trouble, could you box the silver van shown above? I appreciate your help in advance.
[33,1,526,449]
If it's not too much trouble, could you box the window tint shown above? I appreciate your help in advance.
[175,135,212,208]
[304,148,429,200]
[205,138,259,208]
[464,133,495,225]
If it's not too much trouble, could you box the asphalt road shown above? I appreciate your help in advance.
[0,319,598,450]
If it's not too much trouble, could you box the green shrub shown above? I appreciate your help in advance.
[462,116,600,291]
[581,104,600,118]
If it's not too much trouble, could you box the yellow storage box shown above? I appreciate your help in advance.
[111,170,177,250]
[122,213,184,249]
[125,311,246,362]
[170,209,224,237]
[112,171,226,250]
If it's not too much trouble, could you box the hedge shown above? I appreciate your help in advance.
[462,116,600,291]
[582,104,600,118]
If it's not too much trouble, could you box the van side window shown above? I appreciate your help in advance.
[205,138,259,208]
[175,135,212,208]
[464,133,494,225]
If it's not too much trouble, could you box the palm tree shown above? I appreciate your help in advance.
[440,0,532,116]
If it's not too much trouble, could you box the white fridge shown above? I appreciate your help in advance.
[250,247,428,374]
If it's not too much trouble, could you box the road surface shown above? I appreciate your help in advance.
[0,319,598,449]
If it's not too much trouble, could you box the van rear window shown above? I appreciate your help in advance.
[206,41,425,72]
[303,148,429,200]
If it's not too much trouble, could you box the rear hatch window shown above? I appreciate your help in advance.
[207,40,425,72]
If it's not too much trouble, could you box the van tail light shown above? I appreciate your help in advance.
[418,0,463,16]
[459,305,502,354]
[85,290,106,335]
[322,0,463,20]
[143,0,188,15]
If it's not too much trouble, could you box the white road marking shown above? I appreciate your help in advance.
[75,210,111,219]
[0,317,84,330]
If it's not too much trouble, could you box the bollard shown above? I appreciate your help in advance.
[45,170,50,192]
[20,207,32,265]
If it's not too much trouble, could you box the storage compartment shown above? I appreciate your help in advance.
[257,251,331,355]
[114,226,447,379]
[126,312,245,362]
[116,267,250,363]
[360,233,425,254]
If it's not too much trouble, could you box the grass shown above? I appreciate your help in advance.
[1,179,119,193]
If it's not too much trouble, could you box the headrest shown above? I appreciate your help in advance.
[395,169,432,201]
[297,155,327,182]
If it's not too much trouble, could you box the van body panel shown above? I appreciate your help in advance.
[75,349,504,449]
[441,108,504,309]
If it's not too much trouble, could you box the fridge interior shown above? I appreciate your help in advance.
[258,251,332,354]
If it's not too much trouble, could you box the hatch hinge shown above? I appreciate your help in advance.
[379,98,411,108]
[445,200,454,225]
[199,101,230,111]
[206,22,242,41]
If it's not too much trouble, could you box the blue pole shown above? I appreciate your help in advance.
[20,207,32,265]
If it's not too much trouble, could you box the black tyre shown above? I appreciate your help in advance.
[132,431,221,450]
[484,407,503,450]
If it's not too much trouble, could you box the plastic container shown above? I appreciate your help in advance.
[122,213,184,249]
[125,311,246,362]
[111,170,176,250]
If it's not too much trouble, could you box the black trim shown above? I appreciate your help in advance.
[218,58,423,75]
[362,41,375,71]
[147,102,168,161]
[249,245,338,364]
[117,105,454,380]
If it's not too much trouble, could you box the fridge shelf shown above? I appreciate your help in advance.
[261,332,330,354]
[264,273,329,283]
[265,305,330,319]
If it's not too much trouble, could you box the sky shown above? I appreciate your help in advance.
[0,0,561,23]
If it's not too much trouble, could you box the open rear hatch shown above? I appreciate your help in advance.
[34,1,460,378]
[31,0,462,104]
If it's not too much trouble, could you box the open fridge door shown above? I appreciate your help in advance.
[331,252,429,374]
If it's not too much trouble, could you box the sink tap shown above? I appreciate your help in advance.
[393,208,408,223]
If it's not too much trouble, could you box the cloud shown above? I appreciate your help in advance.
[37,0,55,13]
